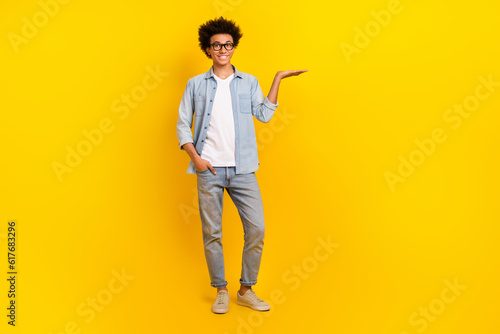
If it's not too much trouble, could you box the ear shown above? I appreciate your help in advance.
[205,47,211,57]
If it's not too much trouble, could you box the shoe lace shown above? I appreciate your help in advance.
[216,291,227,304]
[246,290,263,303]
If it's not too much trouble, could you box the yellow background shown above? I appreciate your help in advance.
[1,0,499,333]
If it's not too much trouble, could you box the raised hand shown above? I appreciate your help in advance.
[267,70,308,105]
[276,70,308,80]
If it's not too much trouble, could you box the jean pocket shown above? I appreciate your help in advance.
[196,168,211,174]
[239,94,252,114]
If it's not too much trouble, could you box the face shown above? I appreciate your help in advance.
[205,33,234,66]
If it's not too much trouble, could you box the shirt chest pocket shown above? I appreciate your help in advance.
[238,94,252,114]
[194,95,206,115]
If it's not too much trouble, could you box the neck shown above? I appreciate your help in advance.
[213,63,234,78]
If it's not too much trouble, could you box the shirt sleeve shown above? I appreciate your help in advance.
[251,77,279,123]
[176,79,195,150]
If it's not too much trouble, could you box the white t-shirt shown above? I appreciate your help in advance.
[200,73,236,166]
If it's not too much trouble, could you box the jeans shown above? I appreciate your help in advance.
[196,166,265,288]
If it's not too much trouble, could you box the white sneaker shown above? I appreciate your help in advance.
[212,290,230,314]
[237,289,270,311]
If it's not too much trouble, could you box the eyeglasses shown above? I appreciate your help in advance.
[210,42,234,51]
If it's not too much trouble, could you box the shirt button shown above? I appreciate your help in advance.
[210,100,212,102]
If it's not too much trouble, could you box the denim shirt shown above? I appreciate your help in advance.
[176,64,279,174]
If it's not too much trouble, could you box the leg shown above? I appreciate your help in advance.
[225,168,265,288]
[197,167,228,288]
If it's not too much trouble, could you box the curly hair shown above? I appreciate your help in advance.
[198,16,243,59]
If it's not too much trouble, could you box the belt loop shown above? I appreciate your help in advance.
[226,167,229,186]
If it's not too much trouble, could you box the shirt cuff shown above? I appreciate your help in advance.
[179,140,193,150]
[264,97,279,110]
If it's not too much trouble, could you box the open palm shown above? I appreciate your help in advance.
[277,70,308,79]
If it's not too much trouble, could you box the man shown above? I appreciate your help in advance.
[176,16,307,314]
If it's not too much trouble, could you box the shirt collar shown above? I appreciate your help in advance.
[205,64,242,79]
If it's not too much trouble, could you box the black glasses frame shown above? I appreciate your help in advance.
[210,42,234,51]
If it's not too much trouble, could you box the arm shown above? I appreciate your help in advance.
[176,79,217,174]
[251,70,308,122]
[182,143,217,174]
[177,79,195,150]
[267,70,309,104]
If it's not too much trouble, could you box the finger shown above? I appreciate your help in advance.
[209,164,217,175]
[285,70,308,77]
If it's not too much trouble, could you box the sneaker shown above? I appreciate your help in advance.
[212,290,230,314]
[237,289,270,311]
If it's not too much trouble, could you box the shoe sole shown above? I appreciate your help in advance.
[212,308,228,314]
[237,300,270,311]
